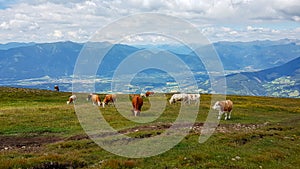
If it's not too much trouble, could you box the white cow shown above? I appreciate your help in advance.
[169,93,200,105]
[169,94,188,104]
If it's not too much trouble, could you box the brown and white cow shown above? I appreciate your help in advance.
[87,93,101,106]
[102,94,116,108]
[187,94,200,105]
[67,94,77,104]
[212,100,233,120]
[140,91,154,98]
[131,95,143,116]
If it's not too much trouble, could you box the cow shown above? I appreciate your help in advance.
[87,93,101,106]
[212,100,233,120]
[140,91,154,98]
[131,95,143,116]
[169,94,188,104]
[169,93,200,105]
[54,85,59,92]
[67,94,77,104]
[102,94,116,108]
[187,94,200,105]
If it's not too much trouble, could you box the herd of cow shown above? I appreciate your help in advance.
[66,91,233,120]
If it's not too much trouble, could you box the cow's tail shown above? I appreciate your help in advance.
[135,96,139,110]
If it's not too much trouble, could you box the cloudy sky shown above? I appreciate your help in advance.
[0,0,299,43]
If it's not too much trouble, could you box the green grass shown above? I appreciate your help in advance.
[0,87,299,169]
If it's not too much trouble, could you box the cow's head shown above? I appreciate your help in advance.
[169,98,174,104]
[87,93,92,101]
[212,101,221,110]
[131,109,140,116]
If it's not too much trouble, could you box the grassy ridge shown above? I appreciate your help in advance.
[0,87,299,169]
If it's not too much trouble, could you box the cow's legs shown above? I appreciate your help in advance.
[187,97,190,104]
[218,111,224,120]
[134,110,139,116]
[195,99,200,105]
[132,109,138,116]
[228,110,232,120]
[183,98,189,105]
[224,112,228,120]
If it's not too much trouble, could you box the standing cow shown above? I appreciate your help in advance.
[102,94,116,108]
[212,100,233,120]
[87,93,101,106]
[169,93,200,105]
[140,91,154,98]
[131,95,143,116]
[67,94,77,104]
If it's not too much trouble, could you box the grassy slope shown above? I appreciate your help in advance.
[0,87,299,169]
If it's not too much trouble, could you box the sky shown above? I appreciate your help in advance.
[0,0,300,44]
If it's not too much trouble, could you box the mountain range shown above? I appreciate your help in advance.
[226,56,300,97]
[0,39,299,97]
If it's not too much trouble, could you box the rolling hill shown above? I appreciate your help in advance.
[226,56,300,97]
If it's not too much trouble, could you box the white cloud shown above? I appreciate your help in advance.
[0,21,9,29]
[123,34,169,44]
[292,16,300,22]
[52,30,63,38]
[0,0,299,43]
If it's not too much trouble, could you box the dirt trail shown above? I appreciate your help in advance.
[0,135,62,152]
[0,122,268,151]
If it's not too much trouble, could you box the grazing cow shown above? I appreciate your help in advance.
[54,85,59,92]
[102,94,116,108]
[169,93,200,105]
[131,95,143,116]
[87,93,101,106]
[212,100,233,120]
[141,91,154,97]
[187,94,200,105]
[169,94,189,104]
[67,94,77,104]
